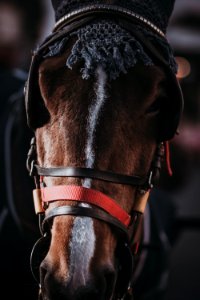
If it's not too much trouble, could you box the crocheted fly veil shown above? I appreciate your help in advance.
[47,0,178,80]
[25,0,183,140]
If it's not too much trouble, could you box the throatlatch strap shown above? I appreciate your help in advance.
[41,185,131,227]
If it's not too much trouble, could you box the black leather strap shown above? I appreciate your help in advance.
[44,205,128,236]
[53,5,165,38]
[35,165,147,186]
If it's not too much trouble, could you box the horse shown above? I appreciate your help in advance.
[24,1,183,299]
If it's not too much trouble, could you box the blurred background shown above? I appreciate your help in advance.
[0,0,54,298]
[163,1,200,299]
[0,0,199,299]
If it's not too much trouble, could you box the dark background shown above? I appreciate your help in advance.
[163,1,200,299]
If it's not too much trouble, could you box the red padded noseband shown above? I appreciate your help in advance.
[41,185,131,227]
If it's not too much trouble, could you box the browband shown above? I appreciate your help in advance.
[53,4,165,37]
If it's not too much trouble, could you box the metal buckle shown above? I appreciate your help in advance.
[29,160,36,177]
[148,171,154,189]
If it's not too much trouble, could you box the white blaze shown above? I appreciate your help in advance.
[69,66,107,285]
[84,65,108,188]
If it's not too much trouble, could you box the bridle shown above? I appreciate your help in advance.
[27,138,164,299]
[25,4,183,300]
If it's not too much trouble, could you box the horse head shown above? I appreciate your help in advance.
[25,0,183,299]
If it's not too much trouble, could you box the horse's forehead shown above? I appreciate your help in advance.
[39,53,165,90]
[110,65,166,88]
[39,61,166,120]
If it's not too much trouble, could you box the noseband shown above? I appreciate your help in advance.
[25,4,183,299]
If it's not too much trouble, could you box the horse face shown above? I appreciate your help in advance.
[35,46,167,299]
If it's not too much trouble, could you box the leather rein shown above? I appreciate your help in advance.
[26,4,167,299]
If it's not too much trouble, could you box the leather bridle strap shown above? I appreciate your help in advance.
[35,185,131,226]
[34,165,148,186]
[53,4,165,37]
[43,205,129,236]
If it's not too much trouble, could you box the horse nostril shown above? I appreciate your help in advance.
[40,262,48,285]
[103,268,116,300]
[39,261,52,297]
[38,262,116,300]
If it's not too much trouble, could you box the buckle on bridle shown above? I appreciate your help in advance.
[27,137,37,176]
[29,160,37,177]
[148,171,154,189]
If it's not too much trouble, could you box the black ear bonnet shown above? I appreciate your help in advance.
[24,4,183,142]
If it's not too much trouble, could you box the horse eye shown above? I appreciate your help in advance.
[146,97,166,114]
